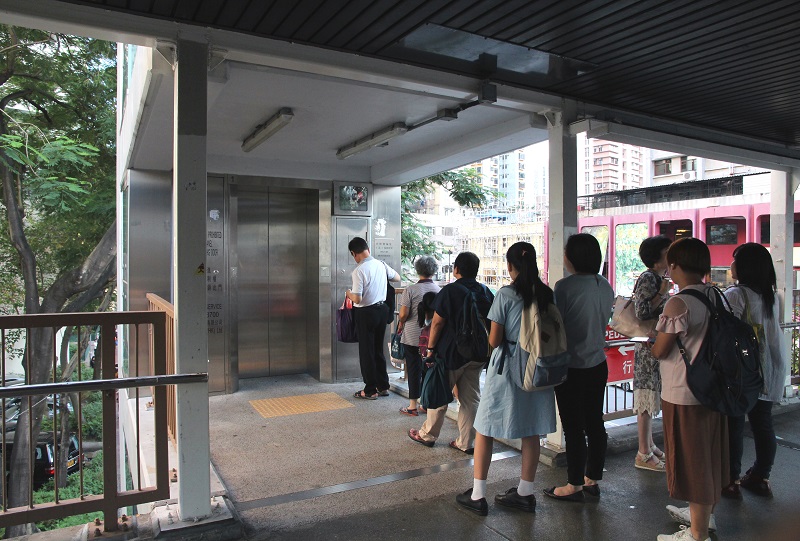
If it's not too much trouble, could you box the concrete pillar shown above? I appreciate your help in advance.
[545,100,578,451]
[770,170,800,399]
[173,39,211,520]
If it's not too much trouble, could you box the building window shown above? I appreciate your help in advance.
[654,159,671,176]
[594,145,604,153]
[681,157,697,172]
[585,172,590,181]
[594,158,603,165]
[610,157,618,165]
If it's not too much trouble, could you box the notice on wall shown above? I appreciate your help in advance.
[207,209,225,335]
[373,237,393,259]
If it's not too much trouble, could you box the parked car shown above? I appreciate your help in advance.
[2,432,83,489]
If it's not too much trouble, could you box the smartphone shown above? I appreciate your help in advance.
[630,336,653,343]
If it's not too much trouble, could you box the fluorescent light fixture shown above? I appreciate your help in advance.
[241,107,293,152]
[336,122,408,160]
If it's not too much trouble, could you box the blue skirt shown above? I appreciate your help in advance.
[473,345,557,439]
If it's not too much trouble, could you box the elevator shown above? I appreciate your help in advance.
[124,172,399,394]
[207,176,321,393]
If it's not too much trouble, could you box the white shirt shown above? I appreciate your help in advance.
[351,256,398,307]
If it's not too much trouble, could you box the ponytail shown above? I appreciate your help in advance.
[506,242,554,310]
[417,291,438,328]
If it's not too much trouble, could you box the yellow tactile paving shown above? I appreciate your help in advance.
[249,392,354,419]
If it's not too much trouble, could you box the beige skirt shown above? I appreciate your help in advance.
[662,400,730,505]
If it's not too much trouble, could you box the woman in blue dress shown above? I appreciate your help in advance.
[456,242,557,516]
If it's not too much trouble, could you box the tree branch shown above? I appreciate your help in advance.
[40,221,116,313]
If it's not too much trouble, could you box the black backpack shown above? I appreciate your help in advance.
[454,284,492,367]
[676,287,763,417]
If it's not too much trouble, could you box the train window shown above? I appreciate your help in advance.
[706,223,738,245]
[760,217,800,244]
[710,267,735,288]
[614,222,648,296]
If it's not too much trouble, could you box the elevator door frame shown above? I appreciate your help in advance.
[208,175,328,394]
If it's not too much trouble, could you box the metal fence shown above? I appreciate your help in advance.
[0,311,205,532]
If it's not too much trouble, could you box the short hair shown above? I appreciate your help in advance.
[347,236,369,254]
[639,235,673,268]
[453,251,480,279]
[666,237,710,276]
[414,255,438,277]
[565,233,603,274]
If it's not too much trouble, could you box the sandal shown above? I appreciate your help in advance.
[399,406,419,416]
[354,390,378,400]
[651,445,665,460]
[635,451,665,472]
[449,441,474,455]
[408,428,434,447]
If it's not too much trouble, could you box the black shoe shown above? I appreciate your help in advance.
[543,486,585,502]
[456,488,488,516]
[583,484,600,500]
[721,481,742,500]
[377,389,390,397]
[739,469,773,498]
[494,487,536,512]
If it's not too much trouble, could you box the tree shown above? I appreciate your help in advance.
[401,168,493,265]
[0,26,116,536]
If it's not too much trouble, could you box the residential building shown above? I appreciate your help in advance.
[578,133,647,196]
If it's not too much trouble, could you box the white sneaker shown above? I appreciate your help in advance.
[657,525,711,541]
[665,505,717,532]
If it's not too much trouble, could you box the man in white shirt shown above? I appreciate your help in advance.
[345,237,400,399]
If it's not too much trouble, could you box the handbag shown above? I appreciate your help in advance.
[609,274,658,338]
[336,295,358,343]
[390,329,405,360]
[419,354,454,410]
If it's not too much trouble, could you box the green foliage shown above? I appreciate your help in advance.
[80,399,103,441]
[0,25,117,308]
[33,451,104,531]
[401,168,493,265]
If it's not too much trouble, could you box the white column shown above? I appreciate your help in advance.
[545,100,578,450]
[770,169,800,399]
[173,39,211,520]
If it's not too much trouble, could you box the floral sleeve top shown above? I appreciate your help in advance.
[633,269,666,321]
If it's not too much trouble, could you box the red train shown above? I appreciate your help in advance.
[553,176,800,384]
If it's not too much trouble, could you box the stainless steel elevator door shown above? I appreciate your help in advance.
[237,189,309,378]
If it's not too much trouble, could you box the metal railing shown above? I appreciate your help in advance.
[146,294,177,444]
[0,311,205,532]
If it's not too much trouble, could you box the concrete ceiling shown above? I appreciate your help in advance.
[3,0,800,185]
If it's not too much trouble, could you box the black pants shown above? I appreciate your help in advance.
[554,361,609,486]
[354,303,390,395]
[403,345,423,400]
[728,399,776,480]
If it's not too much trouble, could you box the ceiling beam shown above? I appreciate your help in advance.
[571,119,800,172]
